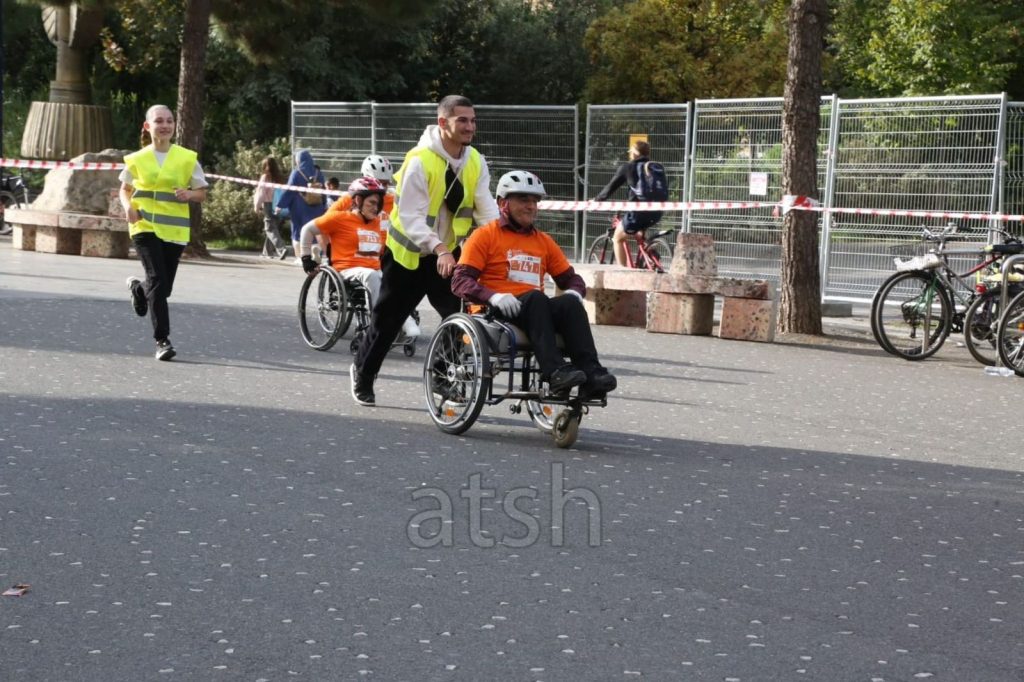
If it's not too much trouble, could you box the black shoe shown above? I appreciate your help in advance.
[547,365,587,394]
[350,363,375,406]
[127,276,147,317]
[581,368,617,399]
[155,339,176,361]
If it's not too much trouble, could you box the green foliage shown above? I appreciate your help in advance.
[828,0,1024,97]
[201,137,291,242]
[583,0,788,103]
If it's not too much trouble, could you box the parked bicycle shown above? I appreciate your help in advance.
[869,223,1024,362]
[1,169,31,235]
[585,214,674,272]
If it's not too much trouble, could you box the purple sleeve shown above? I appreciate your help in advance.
[451,264,498,304]
[552,266,586,298]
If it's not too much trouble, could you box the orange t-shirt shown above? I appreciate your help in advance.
[313,210,386,270]
[458,219,571,297]
[327,192,395,216]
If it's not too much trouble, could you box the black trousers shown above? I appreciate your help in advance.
[508,290,602,379]
[132,232,186,342]
[355,247,461,378]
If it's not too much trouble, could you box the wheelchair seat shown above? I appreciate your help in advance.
[474,315,565,354]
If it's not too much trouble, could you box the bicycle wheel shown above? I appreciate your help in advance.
[873,271,952,360]
[639,237,673,271]
[423,314,491,435]
[996,289,1024,376]
[298,267,348,351]
[586,235,614,265]
[963,290,1001,366]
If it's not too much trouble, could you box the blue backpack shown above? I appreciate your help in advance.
[625,160,668,231]
[630,160,669,202]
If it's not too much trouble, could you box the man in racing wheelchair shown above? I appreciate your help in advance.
[298,177,420,341]
[450,170,617,399]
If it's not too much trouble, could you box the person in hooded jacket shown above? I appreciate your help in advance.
[348,95,500,407]
[276,149,327,264]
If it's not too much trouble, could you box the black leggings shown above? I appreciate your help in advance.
[132,232,186,342]
[355,247,461,377]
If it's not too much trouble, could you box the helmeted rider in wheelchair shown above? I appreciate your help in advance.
[298,177,420,340]
[451,170,617,399]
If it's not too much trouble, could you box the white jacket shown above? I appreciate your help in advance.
[396,125,500,255]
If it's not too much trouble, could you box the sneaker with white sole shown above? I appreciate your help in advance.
[401,316,421,339]
[155,339,176,361]
[126,276,147,317]
[349,363,375,406]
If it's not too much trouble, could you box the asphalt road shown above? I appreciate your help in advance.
[1,241,1023,681]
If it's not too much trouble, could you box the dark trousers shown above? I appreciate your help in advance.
[133,232,186,342]
[355,247,461,377]
[509,290,601,379]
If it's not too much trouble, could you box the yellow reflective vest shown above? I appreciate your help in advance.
[124,144,198,242]
[387,146,482,270]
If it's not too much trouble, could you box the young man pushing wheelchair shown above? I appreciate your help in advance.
[451,170,617,399]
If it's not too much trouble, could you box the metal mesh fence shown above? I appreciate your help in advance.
[582,104,689,259]
[1005,103,1024,226]
[294,97,1023,304]
[292,102,579,252]
[822,95,1005,299]
[686,98,831,282]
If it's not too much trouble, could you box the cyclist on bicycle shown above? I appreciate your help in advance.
[298,177,419,339]
[592,140,661,267]
[451,170,617,398]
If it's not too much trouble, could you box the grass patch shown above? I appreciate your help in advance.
[205,236,263,252]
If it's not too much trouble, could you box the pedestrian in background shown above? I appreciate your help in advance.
[253,156,289,260]
[276,149,326,265]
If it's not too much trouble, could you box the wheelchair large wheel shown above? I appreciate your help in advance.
[423,314,491,435]
[298,268,349,351]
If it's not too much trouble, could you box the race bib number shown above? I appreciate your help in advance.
[507,251,542,288]
[357,228,382,256]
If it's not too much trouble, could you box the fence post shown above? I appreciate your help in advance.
[370,102,377,156]
[682,101,693,234]
[819,94,841,302]
[991,92,1009,240]
[581,104,593,261]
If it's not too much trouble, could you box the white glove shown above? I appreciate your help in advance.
[563,289,584,302]
[489,292,522,317]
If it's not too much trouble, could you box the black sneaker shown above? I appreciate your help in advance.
[581,368,617,399]
[127,276,147,317]
[547,365,587,394]
[349,363,375,406]
[155,339,176,361]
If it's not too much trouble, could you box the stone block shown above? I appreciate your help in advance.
[651,274,774,300]
[718,297,777,343]
[646,292,714,335]
[35,225,82,255]
[81,229,130,258]
[669,233,717,277]
[601,269,657,291]
[585,289,647,326]
[13,225,36,251]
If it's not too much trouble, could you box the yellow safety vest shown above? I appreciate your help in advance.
[124,144,197,242]
[387,146,482,270]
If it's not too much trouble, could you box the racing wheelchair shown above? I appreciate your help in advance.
[297,265,416,356]
[422,310,607,448]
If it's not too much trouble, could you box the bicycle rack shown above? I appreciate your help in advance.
[996,254,1024,369]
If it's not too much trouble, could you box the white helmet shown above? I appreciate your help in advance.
[361,155,393,183]
[496,170,546,198]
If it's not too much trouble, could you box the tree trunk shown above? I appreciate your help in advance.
[778,0,827,335]
[177,0,211,258]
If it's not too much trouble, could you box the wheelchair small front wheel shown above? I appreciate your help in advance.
[403,340,416,357]
[423,314,491,434]
[552,409,580,448]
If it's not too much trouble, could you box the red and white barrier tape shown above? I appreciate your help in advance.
[5,158,1023,221]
